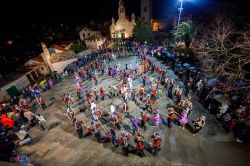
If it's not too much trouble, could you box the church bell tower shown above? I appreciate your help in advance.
[118,0,126,18]
[141,0,152,24]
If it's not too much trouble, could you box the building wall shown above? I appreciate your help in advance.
[1,75,30,97]
[110,18,135,39]
[85,38,106,49]
[37,64,49,75]
[51,58,78,74]
[0,91,10,103]
[79,28,101,41]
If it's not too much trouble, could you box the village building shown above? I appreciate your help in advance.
[85,35,106,49]
[79,27,101,41]
[41,42,78,74]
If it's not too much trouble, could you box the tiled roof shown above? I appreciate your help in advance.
[49,51,76,63]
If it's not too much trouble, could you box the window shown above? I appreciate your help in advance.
[144,6,147,12]
[41,67,44,70]
[120,7,123,13]
[88,33,90,37]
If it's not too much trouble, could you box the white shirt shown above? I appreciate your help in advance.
[110,105,116,114]
[91,103,97,114]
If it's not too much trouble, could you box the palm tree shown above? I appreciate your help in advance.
[171,21,194,56]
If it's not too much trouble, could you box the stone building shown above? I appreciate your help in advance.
[85,35,106,49]
[41,43,78,74]
[79,27,101,41]
[141,0,152,25]
[110,0,136,39]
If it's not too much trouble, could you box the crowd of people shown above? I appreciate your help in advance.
[61,43,209,157]
[0,87,50,165]
[0,70,64,165]
[155,49,250,143]
[1,41,249,165]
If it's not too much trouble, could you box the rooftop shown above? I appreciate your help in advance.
[49,51,76,63]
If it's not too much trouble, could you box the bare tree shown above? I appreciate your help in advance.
[193,15,250,91]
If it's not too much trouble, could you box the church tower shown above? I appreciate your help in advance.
[118,0,126,18]
[141,0,152,24]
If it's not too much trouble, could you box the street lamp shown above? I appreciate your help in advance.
[174,0,184,53]
[177,0,184,30]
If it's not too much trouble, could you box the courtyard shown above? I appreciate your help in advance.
[15,55,250,166]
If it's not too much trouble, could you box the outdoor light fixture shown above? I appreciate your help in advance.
[174,0,184,52]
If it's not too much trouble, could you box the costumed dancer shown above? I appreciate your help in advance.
[134,132,145,157]
[107,128,119,147]
[123,101,129,116]
[140,111,149,130]
[192,116,206,136]
[151,109,162,127]
[167,108,176,128]
[130,116,139,135]
[149,132,161,156]
[89,121,103,143]
[111,113,121,130]
[120,130,131,156]
[178,113,189,129]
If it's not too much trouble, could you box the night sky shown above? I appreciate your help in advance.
[1,0,249,28]
[0,0,249,75]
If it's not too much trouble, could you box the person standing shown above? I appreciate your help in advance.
[37,95,46,110]
[134,133,145,157]
[90,121,103,143]
[108,128,119,147]
[130,116,139,135]
[94,88,99,101]
[131,89,135,101]
[140,111,148,130]
[139,85,145,101]
[142,75,147,86]
[150,132,161,156]
[192,116,206,136]
[168,80,174,99]
[123,101,129,116]
[121,130,130,156]
[36,114,49,131]
[74,120,83,138]
[167,108,176,128]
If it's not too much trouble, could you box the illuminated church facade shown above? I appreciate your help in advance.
[110,0,136,39]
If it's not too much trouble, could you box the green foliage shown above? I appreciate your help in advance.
[171,21,194,39]
[171,21,195,55]
[69,43,87,54]
[133,17,154,44]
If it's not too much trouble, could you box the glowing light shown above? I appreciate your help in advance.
[6,40,13,45]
